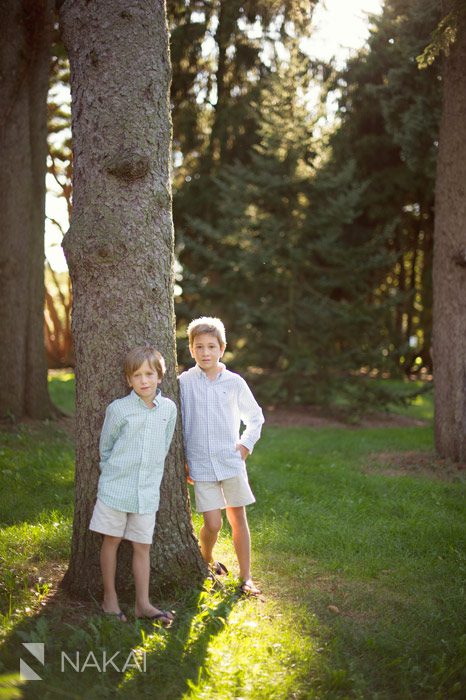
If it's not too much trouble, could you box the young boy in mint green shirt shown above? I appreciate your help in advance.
[90,345,176,624]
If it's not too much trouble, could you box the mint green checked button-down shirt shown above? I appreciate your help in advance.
[97,389,177,514]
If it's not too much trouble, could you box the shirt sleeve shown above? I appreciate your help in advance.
[164,404,177,455]
[237,378,265,454]
[178,376,187,451]
[99,403,123,466]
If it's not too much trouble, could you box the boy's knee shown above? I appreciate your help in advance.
[102,534,123,547]
[132,541,151,553]
[202,511,222,535]
[226,506,247,525]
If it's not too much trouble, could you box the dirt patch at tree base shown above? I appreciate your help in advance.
[365,450,466,481]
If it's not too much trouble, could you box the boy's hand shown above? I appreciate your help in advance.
[185,463,194,485]
[236,443,250,461]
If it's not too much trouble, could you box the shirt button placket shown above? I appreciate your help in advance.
[139,411,150,513]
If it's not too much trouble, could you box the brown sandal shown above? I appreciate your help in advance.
[239,579,261,596]
[137,610,174,627]
[211,561,229,576]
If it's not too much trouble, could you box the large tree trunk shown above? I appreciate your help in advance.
[0,0,55,419]
[59,0,205,597]
[432,4,466,460]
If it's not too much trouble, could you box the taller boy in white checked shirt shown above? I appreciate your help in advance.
[89,346,176,625]
[179,317,264,595]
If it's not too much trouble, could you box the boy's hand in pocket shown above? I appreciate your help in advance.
[235,443,250,461]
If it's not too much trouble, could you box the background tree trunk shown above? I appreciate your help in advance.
[432,3,466,460]
[0,0,55,419]
[59,0,205,597]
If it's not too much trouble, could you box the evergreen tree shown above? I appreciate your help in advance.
[181,25,397,409]
[171,1,317,323]
[328,0,441,373]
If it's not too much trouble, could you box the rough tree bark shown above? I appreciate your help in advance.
[432,3,466,460]
[59,0,205,597]
[0,0,56,419]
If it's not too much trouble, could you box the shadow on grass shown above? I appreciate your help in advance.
[116,587,241,699]
[0,578,241,700]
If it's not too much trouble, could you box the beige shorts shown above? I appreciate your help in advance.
[89,499,156,544]
[193,473,255,512]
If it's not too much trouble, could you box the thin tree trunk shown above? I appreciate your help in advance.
[59,0,205,597]
[0,0,55,419]
[433,3,466,460]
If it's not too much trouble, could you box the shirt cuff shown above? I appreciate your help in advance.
[240,439,254,454]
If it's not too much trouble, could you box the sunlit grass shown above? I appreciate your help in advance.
[0,422,74,641]
[48,370,75,415]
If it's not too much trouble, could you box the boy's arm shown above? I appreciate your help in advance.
[237,378,265,454]
[99,404,122,464]
[178,376,192,481]
[164,404,177,455]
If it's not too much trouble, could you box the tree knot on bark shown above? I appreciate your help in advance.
[63,216,128,269]
[452,249,466,267]
[105,150,151,182]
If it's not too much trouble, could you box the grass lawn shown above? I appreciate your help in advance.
[0,373,464,699]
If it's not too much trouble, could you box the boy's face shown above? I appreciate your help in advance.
[190,333,225,371]
[127,359,161,403]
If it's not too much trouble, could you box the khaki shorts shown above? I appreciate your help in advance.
[193,473,255,512]
[89,499,156,544]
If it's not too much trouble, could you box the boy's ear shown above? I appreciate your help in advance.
[126,375,132,387]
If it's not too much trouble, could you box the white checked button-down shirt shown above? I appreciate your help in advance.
[179,364,264,481]
[97,389,177,514]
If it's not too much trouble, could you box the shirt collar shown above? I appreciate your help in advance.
[194,362,226,381]
[130,388,161,407]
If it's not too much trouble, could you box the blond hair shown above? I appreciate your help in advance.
[187,316,227,349]
[124,346,166,379]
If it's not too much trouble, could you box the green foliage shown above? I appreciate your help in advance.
[324,0,441,376]
[172,1,317,325]
[168,1,317,176]
[417,0,466,68]
[179,28,405,408]
[173,0,442,409]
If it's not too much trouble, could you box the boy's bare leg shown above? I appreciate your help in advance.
[100,535,126,618]
[225,506,251,580]
[226,506,260,593]
[199,509,222,565]
[132,542,173,620]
